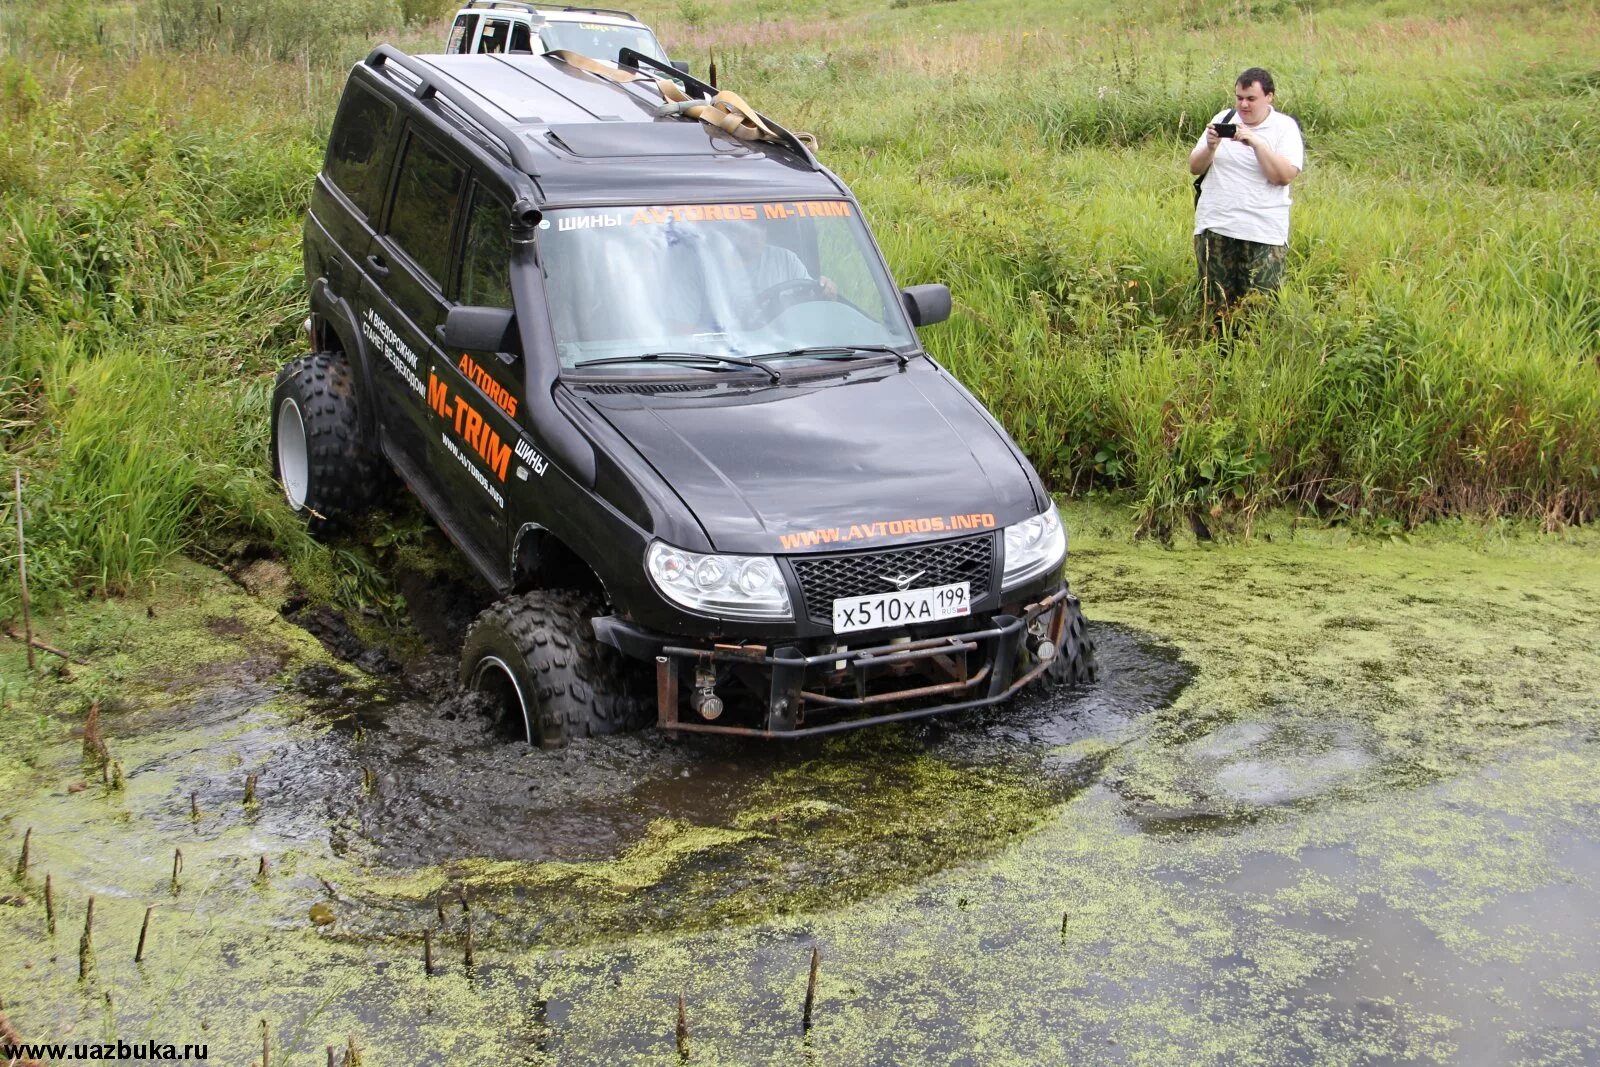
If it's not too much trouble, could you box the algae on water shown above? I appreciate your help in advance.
[5,510,1600,1063]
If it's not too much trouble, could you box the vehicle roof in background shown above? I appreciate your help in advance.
[537,10,645,26]
[457,2,647,27]
[370,51,844,209]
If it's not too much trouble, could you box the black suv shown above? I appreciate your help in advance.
[275,45,1095,743]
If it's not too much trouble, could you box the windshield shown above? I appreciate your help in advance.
[539,202,919,369]
[538,21,667,63]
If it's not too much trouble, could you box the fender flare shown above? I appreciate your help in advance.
[309,277,380,442]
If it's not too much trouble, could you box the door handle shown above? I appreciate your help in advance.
[365,253,391,279]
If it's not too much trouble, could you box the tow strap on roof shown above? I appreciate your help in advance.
[653,80,782,143]
[545,49,793,146]
[546,48,640,83]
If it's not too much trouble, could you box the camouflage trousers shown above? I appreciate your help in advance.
[1194,230,1286,312]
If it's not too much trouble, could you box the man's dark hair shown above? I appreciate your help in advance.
[1236,67,1275,95]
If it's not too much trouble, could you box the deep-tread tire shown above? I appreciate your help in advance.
[270,352,382,534]
[1045,594,1098,688]
[459,590,651,748]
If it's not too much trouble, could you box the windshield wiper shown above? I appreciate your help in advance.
[750,345,910,368]
[572,352,781,383]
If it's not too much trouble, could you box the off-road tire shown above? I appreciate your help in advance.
[1045,594,1098,687]
[459,590,651,748]
[270,352,383,534]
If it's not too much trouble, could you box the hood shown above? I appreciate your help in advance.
[575,360,1042,555]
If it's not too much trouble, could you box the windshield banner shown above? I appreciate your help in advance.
[552,202,853,232]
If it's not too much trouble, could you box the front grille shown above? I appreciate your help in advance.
[788,534,995,624]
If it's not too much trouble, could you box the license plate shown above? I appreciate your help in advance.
[832,582,970,634]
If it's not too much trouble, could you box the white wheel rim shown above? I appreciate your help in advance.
[276,397,309,510]
[473,655,533,744]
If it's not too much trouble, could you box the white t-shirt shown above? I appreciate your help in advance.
[749,244,812,292]
[1193,107,1305,246]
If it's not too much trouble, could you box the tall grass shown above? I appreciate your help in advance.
[0,0,443,59]
[0,47,345,610]
[2,0,1599,613]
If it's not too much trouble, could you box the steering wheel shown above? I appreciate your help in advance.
[754,277,831,320]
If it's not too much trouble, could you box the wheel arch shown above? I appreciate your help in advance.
[511,523,608,599]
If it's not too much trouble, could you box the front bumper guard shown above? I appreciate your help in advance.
[653,587,1072,738]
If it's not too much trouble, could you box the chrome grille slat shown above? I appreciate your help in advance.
[789,534,995,624]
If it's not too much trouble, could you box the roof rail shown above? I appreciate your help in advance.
[551,4,642,17]
[365,45,542,184]
[462,0,642,20]
[616,47,822,172]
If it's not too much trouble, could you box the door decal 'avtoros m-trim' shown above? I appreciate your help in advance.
[456,353,518,418]
[428,368,511,482]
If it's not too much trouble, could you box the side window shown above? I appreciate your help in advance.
[385,131,466,288]
[323,83,395,219]
[460,188,513,309]
[478,18,509,53]
[447,14,478,53]
[509,23,532,52]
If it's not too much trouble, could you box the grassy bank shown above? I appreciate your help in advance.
[2,0,1598,611]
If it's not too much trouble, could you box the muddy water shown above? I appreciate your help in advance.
[4,515,1600,1064]
[305,621,1181,871]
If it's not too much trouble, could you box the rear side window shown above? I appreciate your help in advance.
[386,132,466,287]
[447,14,478,52]
[460,189,513,308]
[478,18,510,53]
[324,83,395,218]
[510,23,532,52]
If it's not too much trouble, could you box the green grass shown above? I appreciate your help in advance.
[2,0,1598,612]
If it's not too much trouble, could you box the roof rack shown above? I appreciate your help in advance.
[616,47,822,172]
[462,0,642,20]
[366,45,543,185]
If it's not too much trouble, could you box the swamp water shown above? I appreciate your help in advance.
[3,511,1599,1064]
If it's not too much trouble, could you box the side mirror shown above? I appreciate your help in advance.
[437,306,517,354]
[670,58,689,73]
[900,284,951,328]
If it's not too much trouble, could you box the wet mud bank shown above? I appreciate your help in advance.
[4,510,1600,1063]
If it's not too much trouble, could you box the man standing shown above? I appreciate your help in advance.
[1188,67,1304,316]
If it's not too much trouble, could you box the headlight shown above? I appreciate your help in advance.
[646,542,794,620]
[1001,503,1067,589]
